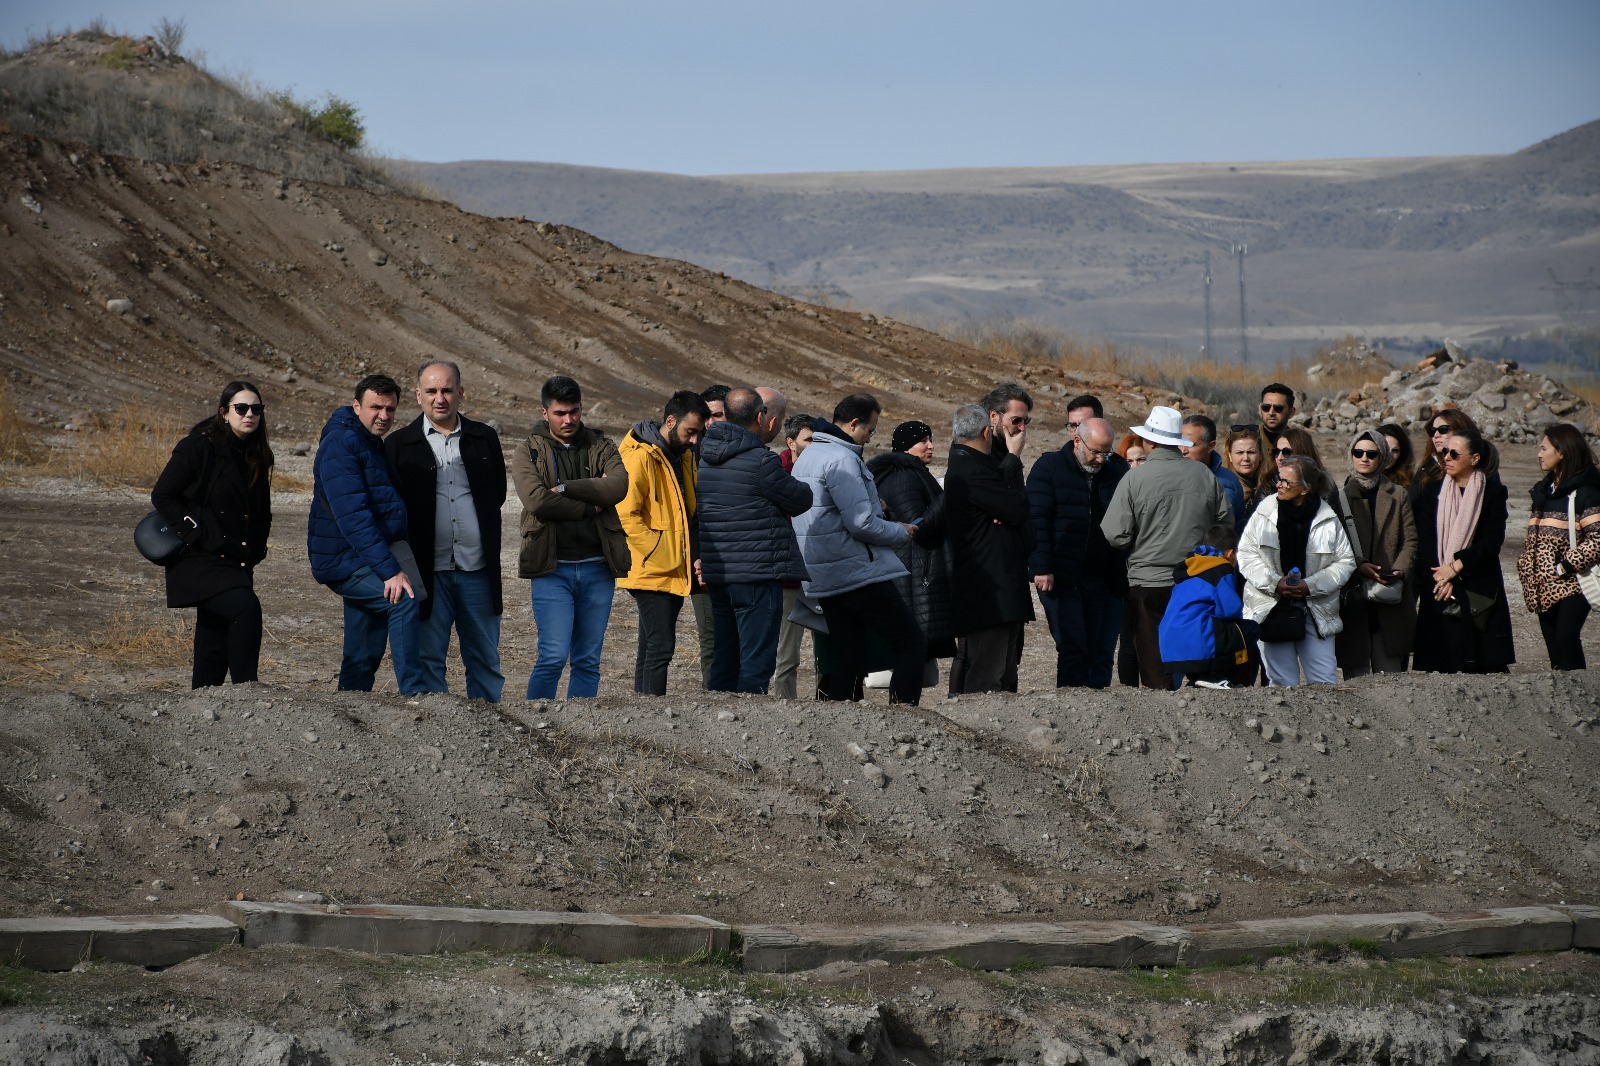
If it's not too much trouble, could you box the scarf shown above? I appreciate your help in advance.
[1347,428,1389,493]
[1436,470,1486,566]
[1276,493,1318,577]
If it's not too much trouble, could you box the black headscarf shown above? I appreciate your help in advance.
[891,420,932,453]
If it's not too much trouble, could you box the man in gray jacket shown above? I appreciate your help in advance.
[792,393,927,705]
[1101,405,1232,689]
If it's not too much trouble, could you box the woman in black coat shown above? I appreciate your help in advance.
[865,421,957,660]
[151,381,274,687]
[1411,429,1514,673]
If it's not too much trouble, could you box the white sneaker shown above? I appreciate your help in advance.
[1193,680,1231,689]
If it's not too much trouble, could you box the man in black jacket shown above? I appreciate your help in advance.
[946,403,1035,693]
[385,360,508,702]
[1026,417,1128,688]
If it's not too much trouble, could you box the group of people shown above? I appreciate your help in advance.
[151,371,1598,697]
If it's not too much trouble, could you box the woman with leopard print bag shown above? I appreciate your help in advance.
[1517,423,1600,670]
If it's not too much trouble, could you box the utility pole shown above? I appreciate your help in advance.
[1234,243,1249,363]
[1202,250,1213,358]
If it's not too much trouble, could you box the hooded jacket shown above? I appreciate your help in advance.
[384,413,507,620]
[617,420,699,596]
[1158,547,1246,674]
[1518,464,1600,613]
[307,405,408,586]
[1238,494,1357,638]
[696,419,811,584]
[510,421,629,579]
[792,420,910,599]
[1102,447,1232,587]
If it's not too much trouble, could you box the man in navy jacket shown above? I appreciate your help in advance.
[308,374,424,694]
[385,361,507,702]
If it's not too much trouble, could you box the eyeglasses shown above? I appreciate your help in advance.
[1350,448,1380,460]
[1260,403,1287,414]
[1272,447,1294,457]
[1082,446,1110,460]
[1429,424,1453,436]
[1442,448,1464,460]
[1230,423,1259,432]
[230,403,265,416]
[1278,479,1302,490]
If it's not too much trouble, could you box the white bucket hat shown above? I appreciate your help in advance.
[1131,405,1187,447]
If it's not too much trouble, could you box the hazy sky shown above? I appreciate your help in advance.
[4,1,1597,175]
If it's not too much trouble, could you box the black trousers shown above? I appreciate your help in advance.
[818,581,926,705]
[192,586,262,688]
[629,590,684,695]
[1125,586,1175,690]
[1540,594,1591,671]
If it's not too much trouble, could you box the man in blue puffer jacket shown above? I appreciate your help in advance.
[793,393,927,705]
[697,386,812,693]
[308,374,424,694]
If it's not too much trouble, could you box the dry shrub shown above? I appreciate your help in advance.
[87,605,191,669]
[48,401,183,488]
[0,379,38,465]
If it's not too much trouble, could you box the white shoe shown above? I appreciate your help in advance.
[1193,680,1231,689]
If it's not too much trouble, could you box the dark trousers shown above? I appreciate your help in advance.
[1540,594,1591,671]
[1126,585,1176,690]
[708,581,784,693]
[629,590,684,695]
[960,622,1024,694]
[192,586,262,689]
[1039,581,1117,688]
[818,581,927,705]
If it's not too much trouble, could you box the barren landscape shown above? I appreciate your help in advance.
[0,29,1597,1066]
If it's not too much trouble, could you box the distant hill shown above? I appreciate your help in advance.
[410,120,1600,360]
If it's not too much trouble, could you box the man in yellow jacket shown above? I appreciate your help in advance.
[617,390,712,694]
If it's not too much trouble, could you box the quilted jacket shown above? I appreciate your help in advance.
[307,405,408,585]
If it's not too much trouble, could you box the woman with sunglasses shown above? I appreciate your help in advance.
[150,381,274,687]
[1238,455,1355,686]
[1411,429,1514,673]
[1223,428,1263,498]
[1335,429,1418,676]
[1378,422,1416,491]
[1245,426,1322,517]
[1408,408,1479,506]
[1517,424,1600,669]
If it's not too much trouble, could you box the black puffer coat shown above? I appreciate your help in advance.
[696,420,812,583]
[152,425,272,608]
[1411,474,1516,672]
[867,451,956,657]
[1025,445,1128,595]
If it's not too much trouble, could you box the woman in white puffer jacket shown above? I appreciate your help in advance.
[1238,455,1357,686]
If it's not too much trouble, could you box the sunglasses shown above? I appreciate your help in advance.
[1231,423,1260,432]
[1429,424,1453,435]
[1260,403,1287,414]
[1272,446,1294,457]
[1442,448,1466,461]
[1278,479,1302,490]
[1351,448,1380,460]
[230,403,265,416]
[1007,416,1032,427]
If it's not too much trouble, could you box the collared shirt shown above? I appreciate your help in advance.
[425,420,484,571]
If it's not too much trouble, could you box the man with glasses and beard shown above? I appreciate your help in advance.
[1027,417,1129,688]
[1256,383,1298,464]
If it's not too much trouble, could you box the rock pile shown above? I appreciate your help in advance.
[1304,344,1595,442]
[1305,340,1394,384]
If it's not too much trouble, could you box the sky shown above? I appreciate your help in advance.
[3,1,1598,175]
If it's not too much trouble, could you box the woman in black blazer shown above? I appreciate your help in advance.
[151,381,274,687]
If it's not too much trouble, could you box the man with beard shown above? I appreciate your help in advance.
[616,390,712,695]
[1027,416,1129,688]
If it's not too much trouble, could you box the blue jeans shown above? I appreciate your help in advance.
[1038,581,1121,689]
[708,581,784,693]
[528,560,615,699]
[418,569,504,703]
[328,565,425,694]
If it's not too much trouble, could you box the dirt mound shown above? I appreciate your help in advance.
[1304,339,1393,385]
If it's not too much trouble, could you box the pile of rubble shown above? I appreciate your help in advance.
[1305,341,1394,384]
[1303,344,1595,443]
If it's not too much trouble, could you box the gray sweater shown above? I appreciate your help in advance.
[1101,447,1232,587]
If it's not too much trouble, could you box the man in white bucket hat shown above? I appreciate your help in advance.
[1101,405,1232,689]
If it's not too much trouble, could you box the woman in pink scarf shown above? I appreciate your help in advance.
[1410,429,1515,673]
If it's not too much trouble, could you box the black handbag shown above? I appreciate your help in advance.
[1259,599,1308,643]
[136,445,213,565]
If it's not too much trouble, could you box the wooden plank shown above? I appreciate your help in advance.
[1181,907,1573,966]
[1551,905,1600,950]
[215,901,728,963]
[741,921,1187,973]
[0,914,239,971]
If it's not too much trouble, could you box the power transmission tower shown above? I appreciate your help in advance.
[1234,243,1249,363]
[1202,251,1213,357]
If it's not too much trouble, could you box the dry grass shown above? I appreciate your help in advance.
[0,605,189,686]
[0,379,38,465]
[45,401,182,488]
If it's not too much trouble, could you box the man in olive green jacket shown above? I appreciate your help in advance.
[510,375,629,699]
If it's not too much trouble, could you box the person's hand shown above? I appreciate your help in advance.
[1358,562,1387,583]
[1005,424,1027,457]
[900,522,918,541]
[1430,561,1459,586]
[1275,576,1307,599]
[693,558,704,585]
[383,572,414,604]
[1034,574,1055,593]
[1433,579,1454,602]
